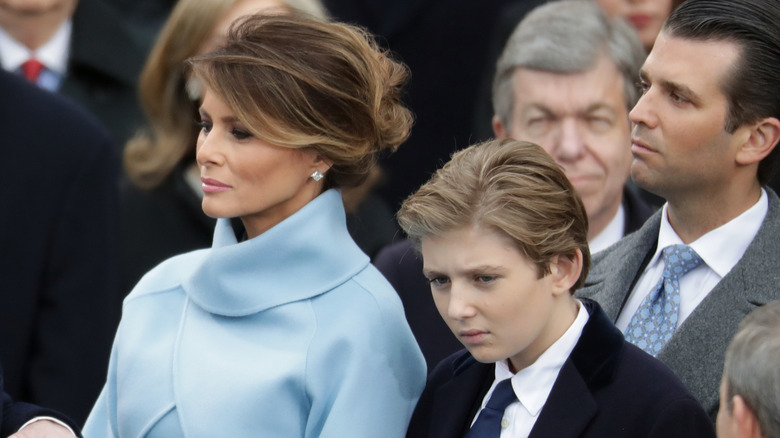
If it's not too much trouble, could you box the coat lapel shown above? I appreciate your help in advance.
[527,361,597,438]
[428,359,492,438]
[529,300,620,437]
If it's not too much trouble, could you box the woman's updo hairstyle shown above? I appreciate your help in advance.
[188,13,412,189]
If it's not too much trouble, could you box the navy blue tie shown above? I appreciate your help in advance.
[465,379,517,437]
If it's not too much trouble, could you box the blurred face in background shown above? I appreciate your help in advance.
[0,0,78,48]
[595,0,674,50]
[0,0,75,15]
[493,53,632,240]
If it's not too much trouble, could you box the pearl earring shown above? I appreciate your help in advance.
[310,170,324,182]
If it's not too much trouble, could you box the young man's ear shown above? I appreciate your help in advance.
[735,117,780,166]
[732,395,763,438]
[549,249,583,296]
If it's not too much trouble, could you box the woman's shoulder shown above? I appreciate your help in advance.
[307,263,402,319]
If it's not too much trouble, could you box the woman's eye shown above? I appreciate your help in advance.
[197,120,212,133]
[231,129,252,140]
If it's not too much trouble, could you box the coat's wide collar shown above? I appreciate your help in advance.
[183,189,369,316]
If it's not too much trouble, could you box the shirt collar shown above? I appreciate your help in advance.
[589,203,625,254]
[0,19,71,74]
[494,300,590,417]
[652,188,768,278]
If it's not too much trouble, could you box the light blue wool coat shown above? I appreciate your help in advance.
[84,189,426,437]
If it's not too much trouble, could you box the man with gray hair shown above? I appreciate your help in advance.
[717,301,780,438]
[491,0,654,252]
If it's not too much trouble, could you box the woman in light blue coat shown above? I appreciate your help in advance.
[84,13,426,438]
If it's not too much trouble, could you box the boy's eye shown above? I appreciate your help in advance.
[427,276,449,286]
[475,275,497,284]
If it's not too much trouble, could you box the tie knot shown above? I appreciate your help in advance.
[661,244,702,279]
[485,379,516,411]
[21,58,45,82]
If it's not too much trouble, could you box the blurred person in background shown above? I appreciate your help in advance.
[472,0,685,143]
[0,0,148,147]
[716,301,780,438]
[0,68,118,425]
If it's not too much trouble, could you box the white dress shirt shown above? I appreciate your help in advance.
[589,203,626,254]
[616,189,768,332]
[473,300,589,438]
[0,20,71,90]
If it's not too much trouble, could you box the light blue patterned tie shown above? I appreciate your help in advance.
[625,244,702,356]
[465,379,516,438]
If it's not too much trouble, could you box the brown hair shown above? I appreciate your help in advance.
[398,138,590,292]
[188,13,412,190]
[124,0,328,190]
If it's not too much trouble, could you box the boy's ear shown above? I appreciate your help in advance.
[549,249,583,296]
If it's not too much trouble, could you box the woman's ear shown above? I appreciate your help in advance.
[549,249,583,296]
[736,117,780,166]
[303,148,333,174]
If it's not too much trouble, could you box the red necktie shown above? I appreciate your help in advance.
[21,58,45,82]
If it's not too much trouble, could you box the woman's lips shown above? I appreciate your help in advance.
[201,177,232,193]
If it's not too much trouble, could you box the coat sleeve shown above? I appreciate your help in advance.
[1,366,82,438]
[30,132,120,425]
[304,281,426,438]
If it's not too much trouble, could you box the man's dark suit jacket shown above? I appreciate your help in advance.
[0,363,81,438]
[374,187,655,371]
[405,299,715,438]
[578,187,780,420]
[0,70,119,425]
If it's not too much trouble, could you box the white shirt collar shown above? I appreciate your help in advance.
[0,19,71,74]
[589,203,625,254]
[492,300,589,417]
[651,188,768,278]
